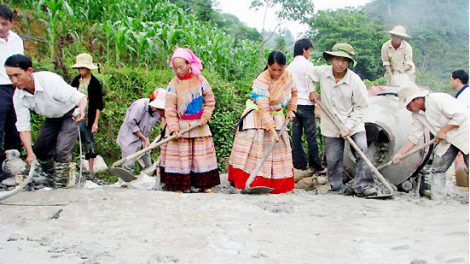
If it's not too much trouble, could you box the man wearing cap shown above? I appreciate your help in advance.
[450,69,469,108]
[0,5,23,181]
[381,25,416,85]
[5,54,87,188]
[306,43,378,197]
[392,81,468,198]
[287,38,326,175]
[117,88,166,174]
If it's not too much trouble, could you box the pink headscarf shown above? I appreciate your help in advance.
[170,48,203,78]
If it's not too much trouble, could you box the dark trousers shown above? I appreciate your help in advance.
[0,84,22,178]
[291,105,324,171]
[325,131,375,194]
[33,109,78,163]
[79,120,97,160]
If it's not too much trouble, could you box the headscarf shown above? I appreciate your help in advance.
[170,48,203,78]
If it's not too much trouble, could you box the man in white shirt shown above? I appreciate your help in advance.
[0,5,23,181]
[451,69,469,108]
[381,25,416,85]
[287,38,326,174]
[393,81,468,199]
[5,54,87,188]
[307,43,377,197]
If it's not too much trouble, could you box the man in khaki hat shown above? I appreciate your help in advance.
[381,25,416,85]
[306,43,378,197]
[392,81,468,199]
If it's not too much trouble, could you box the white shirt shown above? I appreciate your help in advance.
[13,71,86,132]
[409,93,468,156]
[0,31,24,85]
[287,55,314,106]
[456,87,469,108]
[306,65,368,137]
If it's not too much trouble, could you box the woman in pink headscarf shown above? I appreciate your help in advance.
[158,48,220,193]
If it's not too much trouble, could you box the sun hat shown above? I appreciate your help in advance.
[387,25,411,38]
[398,81,429,109]
[149,88,167,109]
[71,53,98,70]
[323,43,357,67]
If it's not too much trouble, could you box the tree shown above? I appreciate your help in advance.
[250,0,315,64]
[307,8,387,81]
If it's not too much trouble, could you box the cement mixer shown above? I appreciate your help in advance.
[342,85,433,192]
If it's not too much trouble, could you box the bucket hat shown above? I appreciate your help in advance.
[71,53,98,70]
[323,43,357,67]
[387,25,411,38]
[149,88,167,109]
[398,81,429,109]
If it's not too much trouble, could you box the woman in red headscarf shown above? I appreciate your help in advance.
[158,48,220,193]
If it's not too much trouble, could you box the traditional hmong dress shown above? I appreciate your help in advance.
[228,69,298,194]
[159,74,220,191]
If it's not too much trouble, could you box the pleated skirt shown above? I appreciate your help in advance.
[228,129,294,194]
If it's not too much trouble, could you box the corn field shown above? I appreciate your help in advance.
[10,0,264,85]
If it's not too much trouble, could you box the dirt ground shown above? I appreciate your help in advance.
[0,171,468,264]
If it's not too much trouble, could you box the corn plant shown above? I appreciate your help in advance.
[35,0,72,59]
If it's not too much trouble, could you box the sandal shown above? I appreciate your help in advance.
[203,188,217,193]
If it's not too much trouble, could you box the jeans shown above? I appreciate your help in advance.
[79,119,97,160]
[291,105,324,171]
[325,131,375,194]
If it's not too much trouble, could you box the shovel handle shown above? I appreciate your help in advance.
[245,117,291,189]
[317,100,394,195]
[377,138,437,171]
[112,123,201,168]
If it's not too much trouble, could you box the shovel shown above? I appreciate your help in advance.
[110,123,201,182]
[317,100,394,199]
[377,138,437,171]
[242,117,291,194]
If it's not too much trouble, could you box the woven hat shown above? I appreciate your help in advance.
[398,81,429,109]
[387,25,411,38]
[149,88,167,109]
[323,43,357,67]
[71,53,98,70]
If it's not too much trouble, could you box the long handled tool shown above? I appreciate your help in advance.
[377,139,437,171]
[110,123,201,181]
[242,117,291,194]
[317,100,394,199]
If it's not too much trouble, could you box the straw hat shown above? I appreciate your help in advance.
[149,88,167,109]
[398,81,429,109]
[323,43,357,67]
[387,25,411,38]
[71,53,98,69]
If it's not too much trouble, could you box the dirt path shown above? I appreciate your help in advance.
[0,179,468,264]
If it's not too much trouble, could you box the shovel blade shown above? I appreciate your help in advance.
[241,186,274,194]
[109,167,137,182]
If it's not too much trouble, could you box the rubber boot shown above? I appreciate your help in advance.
[38,158,55,187]
[53,161,69,188]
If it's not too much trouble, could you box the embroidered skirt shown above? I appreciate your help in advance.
[159,136,220,191]
[228,128,294,194]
